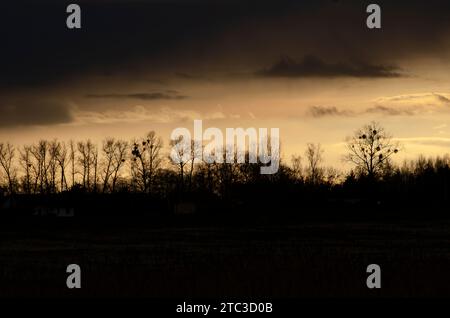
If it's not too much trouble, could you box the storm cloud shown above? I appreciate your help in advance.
[0,101,74,127]
[1,0,450,90]
[259,56,402,78]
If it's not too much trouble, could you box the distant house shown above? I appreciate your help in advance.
[33,206,75,217]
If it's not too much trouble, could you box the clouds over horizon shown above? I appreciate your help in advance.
[85,90,188,101]
[0,89,188,128]
[307,93,450,119]
[259,56,403,78]
[74,105,226,125]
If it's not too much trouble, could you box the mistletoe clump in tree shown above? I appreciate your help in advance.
[344,122,400,179]
[131,131,163,193]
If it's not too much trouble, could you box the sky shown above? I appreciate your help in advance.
[1,0,450,169]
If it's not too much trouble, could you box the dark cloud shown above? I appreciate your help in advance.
[0,1,228,89]
[308,106,353,118]
[0,101,74,127]
[85,91,187,100]
[1,0,449,90]
[259,56,403,78]
[365,105,416,116]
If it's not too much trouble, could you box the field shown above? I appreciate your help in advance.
[1,218,450,298]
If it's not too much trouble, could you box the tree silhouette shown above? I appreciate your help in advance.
[110,139,128,192]
[344,122,400,179]
[102,138,116,193]
[77,140,97,191]
[169,135,189,191]
[187,140,203,191]
[48,140,60,193]
[54,141,69,192]
[69,140,76,188]
[0,123,449,216]
[131,131,163,193]
[305,143,324,185]
[29,140,51,193]
[290,154,303,182]
[0,142,17,194]
[19,146,32,194]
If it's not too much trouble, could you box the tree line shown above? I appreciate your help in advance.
[0,122,449,206]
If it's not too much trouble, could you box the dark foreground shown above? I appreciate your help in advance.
[1,215,450,299]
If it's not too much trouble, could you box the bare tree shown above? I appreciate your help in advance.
[215,144,239,197]
[48,140,60,193]
[101,138,115,193]
[344,122,400,179]
[131,131,163,193]
[291,154,303,181]
[169,135,189,190]
[324,166,341,186]
[188,140,203,190]
[305,143,324,184]
[77,140,97,191]
[69,140,76,188]
[91,144,99,192]
[77,141,88,189]
[30,140,50,193]
[110,140,128,192]
[19,146,33,194]
[0,142,17,194]
[55,142,69,192]
[101,138,128,192]
[28,144,40,193]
